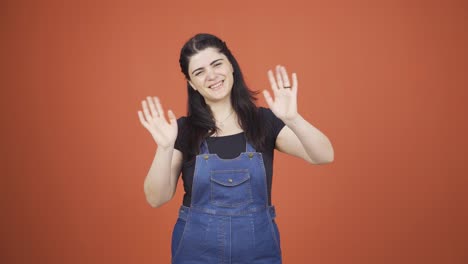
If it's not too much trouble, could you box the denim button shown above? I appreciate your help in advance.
[228,178,233,183]
[204,155,209,160]
[248,153,254,158]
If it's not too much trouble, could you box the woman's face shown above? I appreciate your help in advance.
[187,47,234,104]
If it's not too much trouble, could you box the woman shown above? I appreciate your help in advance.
[138,33,334,264]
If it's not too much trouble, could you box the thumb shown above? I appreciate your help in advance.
[263,90,274,108]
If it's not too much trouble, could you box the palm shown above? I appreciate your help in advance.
[138,96,178,148]
[263,65,298,122]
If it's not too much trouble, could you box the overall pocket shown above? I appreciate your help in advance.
[271,219,282,255]
[171,218,186,260]
[210,169,253,207]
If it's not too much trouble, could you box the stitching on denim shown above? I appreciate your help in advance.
[210,171,253,208]
[210,169,249,173]
[190,155,202,207]
[250,215,256,248]
[266,210,282,255]
[256,152,270,206]
[229,216,232,264]
[172,210,191,262]
[218,218,225,264]
[210,152,251,162]
[210,171,250,186]
[191,205,267,216]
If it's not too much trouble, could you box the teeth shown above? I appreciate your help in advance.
[210,81,223,89]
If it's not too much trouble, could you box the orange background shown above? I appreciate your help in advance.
[2,0,467,263]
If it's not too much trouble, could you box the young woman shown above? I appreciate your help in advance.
[138,33,334,264]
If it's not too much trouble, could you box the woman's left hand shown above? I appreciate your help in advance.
[263,65,299,123]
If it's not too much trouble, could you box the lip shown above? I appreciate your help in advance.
[208,80,224,89]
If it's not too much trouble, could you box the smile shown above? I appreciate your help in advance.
[209,81,224,90]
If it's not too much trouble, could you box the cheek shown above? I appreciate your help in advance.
[228,72,234,82]
[191,78,203,88]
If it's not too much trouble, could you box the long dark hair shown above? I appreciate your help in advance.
[178,33,267,161]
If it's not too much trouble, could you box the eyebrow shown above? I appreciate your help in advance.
[191,59,224,75]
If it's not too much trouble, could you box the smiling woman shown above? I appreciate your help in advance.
[137,33,334,264]
[186,47,235,105]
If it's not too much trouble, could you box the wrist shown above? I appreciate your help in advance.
[283,114,303,127]
[156,143,175,152]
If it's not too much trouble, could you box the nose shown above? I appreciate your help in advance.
[206,68,216,80]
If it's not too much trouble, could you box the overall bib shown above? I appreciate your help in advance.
[171,136,282,264]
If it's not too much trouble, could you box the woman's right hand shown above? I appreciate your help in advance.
[137,96,178,149]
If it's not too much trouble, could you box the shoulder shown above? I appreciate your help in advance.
[176,116,188,127]
[256,106,286,143]
[258,107,285,127]
[176,116,190,139]
[176,116,190,135]
[257,106,274,120]
[258,106,268,114]
[175,116,189,152]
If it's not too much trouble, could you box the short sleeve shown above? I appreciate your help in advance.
[261,107,285,139]
[259,107,286,148]
[174,117,187,152]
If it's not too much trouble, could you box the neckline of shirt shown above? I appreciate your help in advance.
[208,131,244,139]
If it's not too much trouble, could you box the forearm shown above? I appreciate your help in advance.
[143,145,174,207]
[284,114,334,164]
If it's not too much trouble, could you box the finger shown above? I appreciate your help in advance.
[153,96,163,115]
[153,96,167,122]
[263,90,274,108]
[292,72,298,93]
[281,66,291,88]
[141,100,152,121]
[275,65,284,89]
[146,96,159,118]
[137,111,149,129]
[267,70,279,93]
[167,109,177,125]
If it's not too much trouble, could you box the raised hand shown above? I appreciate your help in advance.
[263,65,299,123]
[137,96,178,148]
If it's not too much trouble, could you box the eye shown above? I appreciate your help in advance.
[194,71,203,76]
[214,63,222,67]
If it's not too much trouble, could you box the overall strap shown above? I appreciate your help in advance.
[200,140,210,154]
[244,133,256,153]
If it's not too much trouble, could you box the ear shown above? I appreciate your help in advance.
[188,80,197,91]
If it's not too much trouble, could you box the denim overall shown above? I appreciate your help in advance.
[171,136,282,264]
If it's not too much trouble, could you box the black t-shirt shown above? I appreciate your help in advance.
[174,107,286,207]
